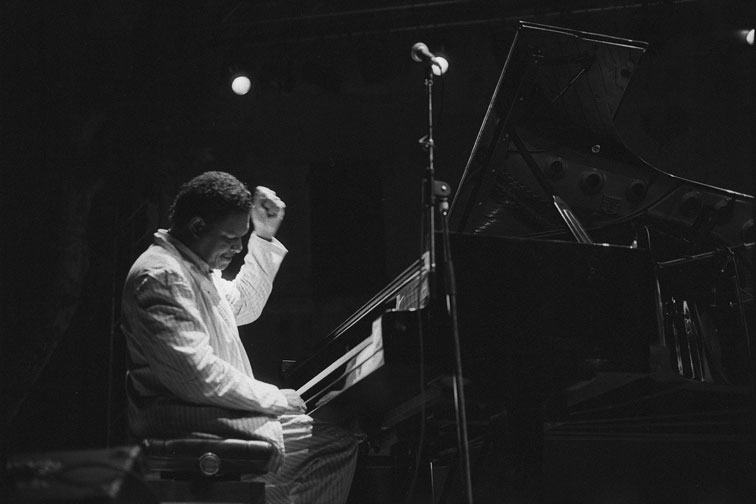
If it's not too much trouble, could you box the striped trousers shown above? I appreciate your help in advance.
[258,414,359,504]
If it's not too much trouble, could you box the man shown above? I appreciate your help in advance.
[121,171,358,503]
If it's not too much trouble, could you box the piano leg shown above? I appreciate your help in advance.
[506,398,545,504]
[458,409,542,503]
[464,351,549,504]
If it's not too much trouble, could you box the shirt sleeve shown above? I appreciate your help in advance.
[129,269,291,416]
[215,233,288,326]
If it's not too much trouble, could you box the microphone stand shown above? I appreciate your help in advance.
[418,63,474,504]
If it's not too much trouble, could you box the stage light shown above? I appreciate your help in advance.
[714,28,756,48]
[729,29,755,47]
[230,73,252,95]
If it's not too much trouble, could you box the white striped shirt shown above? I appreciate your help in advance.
[122,229,290,464]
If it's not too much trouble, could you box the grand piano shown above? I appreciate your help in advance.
[284,21,754,501]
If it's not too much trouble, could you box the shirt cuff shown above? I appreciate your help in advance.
[249,233,287,267]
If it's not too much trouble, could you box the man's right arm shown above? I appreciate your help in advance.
[125,270,303,416]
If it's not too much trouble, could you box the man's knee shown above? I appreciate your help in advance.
[315,422,359,458]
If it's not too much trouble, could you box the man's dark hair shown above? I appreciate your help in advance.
[169,171,253,228]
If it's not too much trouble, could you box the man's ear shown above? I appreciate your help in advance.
[188,216,207,238]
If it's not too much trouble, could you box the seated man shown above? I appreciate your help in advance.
[121,171,358,503]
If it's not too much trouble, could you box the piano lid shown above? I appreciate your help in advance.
[450,21,651,238]
[449,21,754,247]
[451,22,652,236]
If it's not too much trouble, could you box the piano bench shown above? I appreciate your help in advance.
[141,438,278,504]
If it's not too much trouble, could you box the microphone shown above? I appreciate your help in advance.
[410,42,449,75]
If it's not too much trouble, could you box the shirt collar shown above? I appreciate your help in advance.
[154,229,213,275]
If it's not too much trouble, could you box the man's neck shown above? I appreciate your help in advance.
[164,228,212,273]
[167,227,192,248]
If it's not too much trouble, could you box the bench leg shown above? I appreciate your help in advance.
[146,478,265,504]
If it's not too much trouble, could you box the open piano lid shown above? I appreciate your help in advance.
[449,21,754,249]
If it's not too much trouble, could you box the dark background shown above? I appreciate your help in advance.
[1,0,754,474]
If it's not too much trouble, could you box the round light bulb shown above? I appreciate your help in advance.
[747,28,755,46]
[231,75,252,95]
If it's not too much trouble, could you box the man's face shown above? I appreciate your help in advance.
[192,211,250,270]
